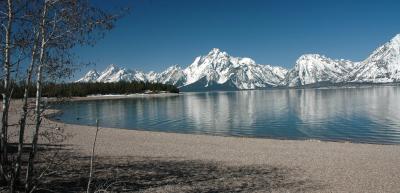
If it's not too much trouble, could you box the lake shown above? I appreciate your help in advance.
[53,86,400,144]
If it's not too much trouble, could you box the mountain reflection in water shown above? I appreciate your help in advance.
[54,86,400,144]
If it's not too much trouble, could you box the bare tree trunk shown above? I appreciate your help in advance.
[0,0,13,184]
[10,30,39,193]
[25,3,47,192]
[87,119,99,193]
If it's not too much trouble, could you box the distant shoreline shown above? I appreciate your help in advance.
[66,92,181,101]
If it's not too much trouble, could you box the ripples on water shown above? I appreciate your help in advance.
[53,86,400,144]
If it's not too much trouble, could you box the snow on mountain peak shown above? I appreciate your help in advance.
[238,57,256,65]
[97,64,122,82]
[286,34,400,86]
[77,33,400,90]
[104,64,119,71]
[76,69,99,82]
[387,34,400,55]
[208,48,222,55]
[166,64,182,71]
[183,48,287,89]
[286,53,355,86]
[206,48,229,61]
[77,47,289,90]
[297,54,324,61]
[391,34,400,44]
[378,34,400,54]
[352,34,400,82]
[154,64,186,86]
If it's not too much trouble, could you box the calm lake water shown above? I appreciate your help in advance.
[53,86,400,144]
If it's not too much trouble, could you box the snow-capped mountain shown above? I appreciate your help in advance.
[77,70,99,82]
[77,48,288,90]
[80,64,149,83]
[285,54,356,87]
[183,48,287,90]
[152,65,186,86]
[351,34,400,83]
[285,34,400,86]
[77,34,400,90]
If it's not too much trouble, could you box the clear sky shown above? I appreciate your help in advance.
[73,0,400,79]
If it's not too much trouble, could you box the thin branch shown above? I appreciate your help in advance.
[87,119,100,193]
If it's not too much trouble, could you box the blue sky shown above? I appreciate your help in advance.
[73,0,400,79]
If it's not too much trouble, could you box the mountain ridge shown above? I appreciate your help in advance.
[77,34,400,90]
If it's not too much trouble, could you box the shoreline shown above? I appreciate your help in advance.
[61,92,181,101]
[56,120,400,192]
[10,96,400,192]
[49,115,400,146]
[49,94,400,146]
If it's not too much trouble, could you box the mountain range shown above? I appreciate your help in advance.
[77,34,400,91]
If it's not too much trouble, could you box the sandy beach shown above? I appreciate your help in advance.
[7,97,400,192]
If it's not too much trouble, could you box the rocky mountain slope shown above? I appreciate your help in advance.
[77,48,288,90]
[285,54,356,87]
[77,34,400,90]
[285,34,400,86]
[351,34,400,83]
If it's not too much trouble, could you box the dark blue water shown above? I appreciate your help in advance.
[53,86,400,144]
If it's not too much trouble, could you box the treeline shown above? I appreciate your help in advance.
[8,81,179,98]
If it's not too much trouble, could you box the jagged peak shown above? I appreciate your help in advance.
[297,54,326,60]
[209,48,221,54]
[239,57,256,65]
[106,63,118,69]
[363,33,400,61]
[167,64,181,70]
[86,69,98,74]
[76,33,400,89]
[207,48,228,57]
[296,54,329,64]
[76,69,99,82]
[296,54,351,63]
[102,64,120,73]
[385,33,400,49]
[159,65,182,75]
[377,33,400,48]
[391,34,400,42]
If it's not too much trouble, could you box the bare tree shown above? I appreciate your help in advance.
[0,0,14,184]
[87,119,100,193]
[25,2,48,191]
[0,0,123,192]
[26,0,119,190]
[1,1,40,188]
